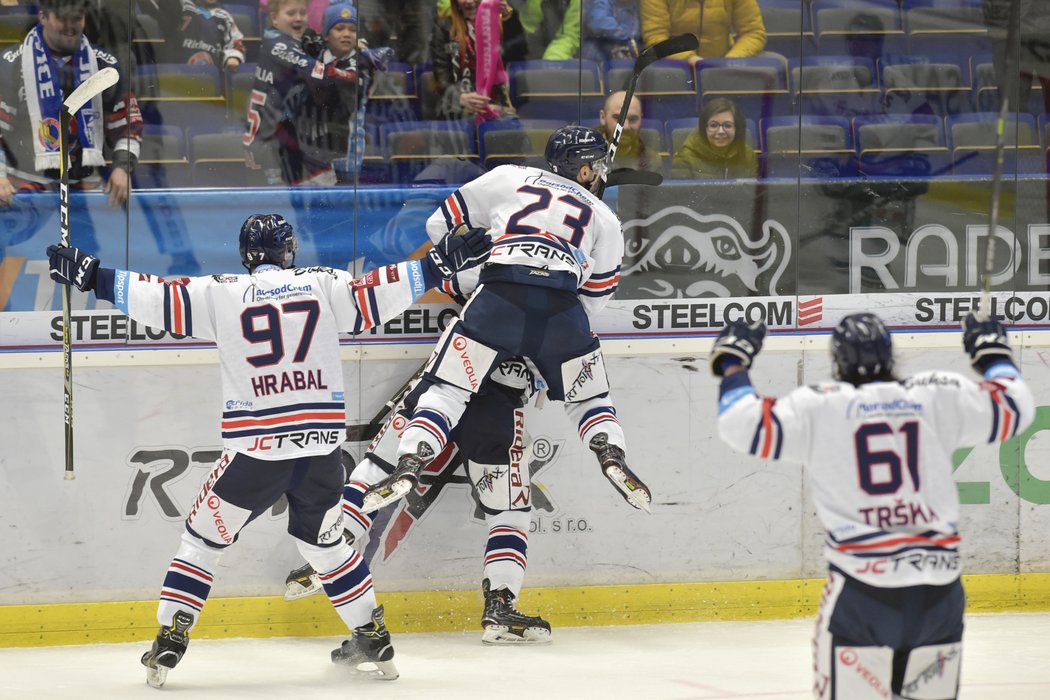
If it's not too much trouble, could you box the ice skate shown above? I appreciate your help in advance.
[140,610,194,689]
[284,562,322,600]
[589,433,652,512]
[362,443,435,511]
[481,579,552,645]
[331,605,399,680]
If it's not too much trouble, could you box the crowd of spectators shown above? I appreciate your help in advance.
[0,0,1028,194]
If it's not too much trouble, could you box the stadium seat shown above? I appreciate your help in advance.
[138,63,222,99]
[367,62,421,122]
[854,113,950,177]
[134,125,189,189]
[757,0,816,57]
[381,120,477,184]
[477,119,562,170]
[696,57,790,124]
[948,112,1043,175]
[789,56,881,118]
[761,115,856,178]
[880,55,973,116]
[812,0,906,62]
[604,58,695,124]
[508,60,603,120]
[225,62,256,120]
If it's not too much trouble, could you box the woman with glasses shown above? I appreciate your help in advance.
[671,96,758,179]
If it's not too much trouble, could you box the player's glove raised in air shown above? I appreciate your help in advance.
[47,245,100,292]
[962,312,1013,372]
[425,225,492,281]
[709,320,766,377]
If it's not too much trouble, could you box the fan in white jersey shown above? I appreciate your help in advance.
[362,125,653,516]
[46,214,492,688]
[710,312,1034,700]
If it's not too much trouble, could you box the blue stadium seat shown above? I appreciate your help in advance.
[761,115,856,179]
[854,113,951,177]
[696,57,790,125]
[880,54,973,116]
[381,120,478,184]
[138,63,222,99]
[477,119,562,170]
[948,112,1043,175]
[789,56,881,118]
[508,60,603,121]
[757,0,816,57]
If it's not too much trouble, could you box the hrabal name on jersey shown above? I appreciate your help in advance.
[250,368,328,397]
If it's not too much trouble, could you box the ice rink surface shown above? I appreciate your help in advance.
[2,612,1048,699]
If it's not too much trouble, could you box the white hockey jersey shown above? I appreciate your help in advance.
[425,164,624,318]
[104,262,429,460]
[717,365,1035,587]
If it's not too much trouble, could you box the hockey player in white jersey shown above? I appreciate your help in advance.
[46,214,491,688]
[363,125,652,514]
[710,312,1034,700]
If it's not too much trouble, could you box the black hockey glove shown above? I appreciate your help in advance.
[47,244,100,292]
[425,225,492,281]
[709,320,766,377]
[301,29,324,58]
[962,312,1013,372]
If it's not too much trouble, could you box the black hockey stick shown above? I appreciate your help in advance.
[344,363,423,443]
[596,33,697,198]
[979,0,1020,322]
[58,66,120,481]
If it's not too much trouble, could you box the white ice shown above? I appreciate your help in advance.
[2,613,1048,699]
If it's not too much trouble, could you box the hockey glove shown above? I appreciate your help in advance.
[301,30,324,58]
[962,312,1013,372]
[47,244,100,292]
[359,47,395,73]
[709,320,766,377]
[425,226,492,281]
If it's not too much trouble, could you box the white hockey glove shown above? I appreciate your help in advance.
[47,244,100,292]
[709,320,766,377]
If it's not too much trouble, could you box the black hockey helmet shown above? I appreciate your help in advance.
[831,313,894,385]
[239,214,298,271]
[544,126,608,181]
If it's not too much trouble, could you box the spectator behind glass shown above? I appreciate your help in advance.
[517,0,579,59]
[430,0,526,122]
[641,0,766,65]
[260,0,329,33]
[243,0,369,186]
[671,96,757,179]
[597,90,662,174]
[165,0,246,72]
[0,0,142,213]
[300,3,392,182]
[582,0,640,62]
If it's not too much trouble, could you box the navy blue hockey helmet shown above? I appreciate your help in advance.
[831,313,894,384]
[239,214,298,271]
[544,126,608,179]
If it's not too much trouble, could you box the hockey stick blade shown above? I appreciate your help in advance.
[605,168,663,187]
[637,33,699,72]
[63,66,119,114]
[345,421,383,444]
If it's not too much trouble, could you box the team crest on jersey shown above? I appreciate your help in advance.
[352,269,381,288]
[37,118,60,152]
[620,209,791,298]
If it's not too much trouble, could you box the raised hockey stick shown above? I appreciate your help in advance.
[979,0,1020,322]
[594,33,698,199]
[59,66,120,481]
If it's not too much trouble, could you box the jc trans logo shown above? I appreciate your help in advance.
[952,405,1050,505]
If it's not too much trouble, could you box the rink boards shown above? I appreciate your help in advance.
[1,318,1050,646]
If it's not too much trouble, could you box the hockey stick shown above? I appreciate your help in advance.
[59,66,120,481]
[979,0,1020,322]
[345,364,421,443]
[595,33,698,199]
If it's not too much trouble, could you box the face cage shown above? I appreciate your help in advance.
[586,157,609,192]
